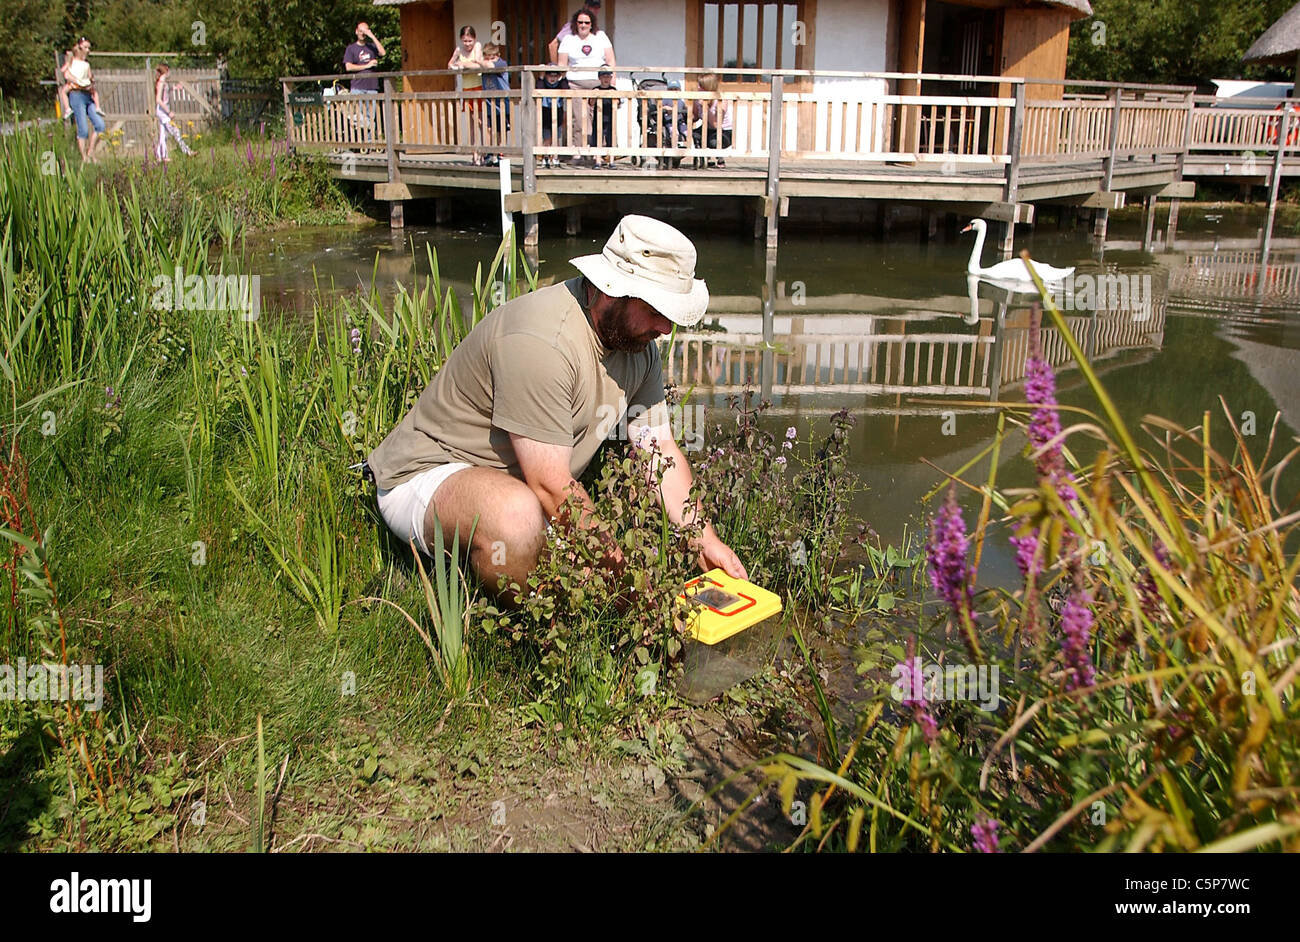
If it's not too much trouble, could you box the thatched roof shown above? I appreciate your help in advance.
[1245,2,1300,63]
[1042,0,1092,18]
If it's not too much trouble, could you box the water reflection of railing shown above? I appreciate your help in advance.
[669,329,996,396]
[664,280,1167,405]
[1168,250,1300,299]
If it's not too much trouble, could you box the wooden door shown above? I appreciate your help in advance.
[402,1,456,92]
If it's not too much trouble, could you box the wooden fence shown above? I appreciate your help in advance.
[90,66,220,149]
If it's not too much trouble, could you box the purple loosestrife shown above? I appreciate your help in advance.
[1136,537,1170,622]
[1060,588,1097,691]
[1024,354,1077,506]
[1009,531,1039,581]
[971,815,1000,853]
[928,486,982,661]
[928,486,972,613]
[898,656,939,745]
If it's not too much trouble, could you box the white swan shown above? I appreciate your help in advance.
[961,219,1075,286]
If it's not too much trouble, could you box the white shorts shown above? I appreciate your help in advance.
[375,463,472,556]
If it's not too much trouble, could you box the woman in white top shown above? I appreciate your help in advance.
[556,9,616,163]
[60,37,106,164]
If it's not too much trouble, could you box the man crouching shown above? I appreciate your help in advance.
[367,214,746,597]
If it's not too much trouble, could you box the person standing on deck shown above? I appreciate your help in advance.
[448,26,488,165]
[365,215,747,598]
[548,0,602,63]
[557,8,616,165]
[344,22,386,137]
[344,22,386,91]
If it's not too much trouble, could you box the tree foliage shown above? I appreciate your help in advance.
[1069,0,1299,87]
[0,0,400,98]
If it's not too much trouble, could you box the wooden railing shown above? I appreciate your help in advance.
[278,67,1296,191]
[281,68,1025,167]
[1189,95,1300,155]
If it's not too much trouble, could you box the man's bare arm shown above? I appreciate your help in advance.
[509,434,625,571]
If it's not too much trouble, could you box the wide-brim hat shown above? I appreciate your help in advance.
[570,214,709,327]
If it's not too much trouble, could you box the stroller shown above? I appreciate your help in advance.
[632,73,688,168]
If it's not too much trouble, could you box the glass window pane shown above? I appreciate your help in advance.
[704,3,719,69]
[722,4,738,69]
[762,4,779,71]
[743,4,758,69]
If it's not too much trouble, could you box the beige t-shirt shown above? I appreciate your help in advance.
[368,277,668,490]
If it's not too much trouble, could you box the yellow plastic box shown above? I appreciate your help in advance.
[678,569,783,645]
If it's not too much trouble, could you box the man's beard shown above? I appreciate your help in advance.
[596,297,655,352]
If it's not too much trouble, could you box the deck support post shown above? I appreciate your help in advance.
[1141,195,1156,252]
[520,71,539,248]
[999,84,1026,259]
[764,75,783,250]
[382,78,404,229]
[435,198,451,224]
[1094,87,1124,244]
[1165,91,1194,247]
[1262,105,1290,260]
[281,80,295,156]
[565,205,581,236]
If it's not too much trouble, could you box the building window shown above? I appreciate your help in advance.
[701,2,805,82]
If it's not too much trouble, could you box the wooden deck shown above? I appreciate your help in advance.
[279,68,1300,252]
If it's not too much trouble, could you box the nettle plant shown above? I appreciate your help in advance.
[691,391,859,606]
[476,435,701,729]
[474,385,866,728]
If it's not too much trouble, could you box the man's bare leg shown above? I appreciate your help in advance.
[425,466,547,598]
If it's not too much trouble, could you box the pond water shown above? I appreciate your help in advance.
[236,207,1300,589]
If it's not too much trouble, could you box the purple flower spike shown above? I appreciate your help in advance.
[927,486,973,615]
[786,426,797,440]
[898,657,939,745]
[1024,354,1078,506]
[971,815,1001,853]
[1060,589,1097,691]
[1009,530,1040,581]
